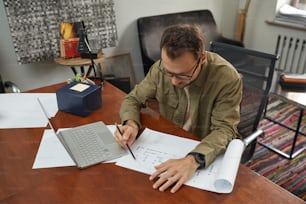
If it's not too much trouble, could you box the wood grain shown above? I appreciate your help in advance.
[0,81,303,203]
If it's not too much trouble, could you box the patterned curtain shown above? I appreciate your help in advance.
[3,0,117,64]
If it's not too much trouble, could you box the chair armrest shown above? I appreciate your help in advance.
[243,129,264,147]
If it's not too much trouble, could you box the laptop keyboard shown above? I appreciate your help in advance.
[58,123,112,168]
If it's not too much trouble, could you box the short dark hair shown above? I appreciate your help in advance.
[160,24,205,60]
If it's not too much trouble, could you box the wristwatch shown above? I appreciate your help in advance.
[188,152,206,169]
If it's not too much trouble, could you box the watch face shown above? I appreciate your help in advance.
[188,152,205,168]
[196,153,204,163]
[195,153,205,168]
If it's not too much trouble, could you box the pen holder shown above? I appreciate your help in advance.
[56,82,102,117]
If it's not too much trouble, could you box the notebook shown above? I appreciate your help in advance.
[37,98,126,169]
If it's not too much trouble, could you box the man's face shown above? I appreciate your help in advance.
[160,48,203,88]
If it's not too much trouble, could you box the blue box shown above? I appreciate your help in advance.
[56,82,102,117]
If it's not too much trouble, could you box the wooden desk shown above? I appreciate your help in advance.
[260,71,306,159]
[54,52,104,82]
[0,82,303,204]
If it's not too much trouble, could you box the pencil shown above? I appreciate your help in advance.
[115,123,136,160]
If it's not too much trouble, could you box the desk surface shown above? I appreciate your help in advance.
[0,82,303,204]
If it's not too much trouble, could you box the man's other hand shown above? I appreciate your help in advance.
[149,155,200,193]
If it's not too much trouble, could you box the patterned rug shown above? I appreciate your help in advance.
[246,97,306,201]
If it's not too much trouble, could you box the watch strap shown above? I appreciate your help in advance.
[187,152,206,169]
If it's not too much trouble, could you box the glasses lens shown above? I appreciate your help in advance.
[159,66,191,80]
[175,75,191,80]
[158,58,200,80]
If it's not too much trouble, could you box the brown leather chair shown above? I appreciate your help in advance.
[137,9,244,75]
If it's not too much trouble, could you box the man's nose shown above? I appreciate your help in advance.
[171,76,181,85]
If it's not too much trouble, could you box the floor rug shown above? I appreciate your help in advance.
[246,97,306,201]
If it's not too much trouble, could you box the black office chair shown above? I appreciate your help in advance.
[0,74,20,93]
[210,41,278,163]
[137,10,244,76]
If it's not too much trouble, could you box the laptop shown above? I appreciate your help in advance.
[37,98,126,169]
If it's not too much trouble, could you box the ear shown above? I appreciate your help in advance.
[200,52,206,64]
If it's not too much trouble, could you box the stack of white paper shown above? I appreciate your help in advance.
[0,93,58,128]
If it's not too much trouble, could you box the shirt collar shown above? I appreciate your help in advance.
[189,52,208,89]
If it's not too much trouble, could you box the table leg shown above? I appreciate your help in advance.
[289,108,305,158]
[260,103,305,159]
[97,63,104,86]
[81,66,85,76]
[85,65,93,78]
[70,66,77,76]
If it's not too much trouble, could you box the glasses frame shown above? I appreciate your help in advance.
[158,57,201,80]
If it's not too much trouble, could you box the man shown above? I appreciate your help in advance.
[114,24,242,193]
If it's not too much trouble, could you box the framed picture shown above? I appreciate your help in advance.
[102,53,135,93]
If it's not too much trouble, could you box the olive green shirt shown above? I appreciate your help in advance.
[120,51,242,167]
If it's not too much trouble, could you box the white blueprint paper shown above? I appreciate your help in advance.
[115,128,244,193]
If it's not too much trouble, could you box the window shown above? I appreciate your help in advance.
[291,0,306,9]
[275,0,306,26]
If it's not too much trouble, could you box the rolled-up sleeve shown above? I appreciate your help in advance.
[120,62,160,127]
[192,71,242,167]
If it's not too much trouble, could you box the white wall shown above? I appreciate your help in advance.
[219,1,240,38]
[106,0,222,82]
[1,0,230,91]
[243,0,305,54]
[3,0,303,92]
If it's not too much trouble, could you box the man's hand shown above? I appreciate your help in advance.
[114,120,139,147]
[149,155,200,193]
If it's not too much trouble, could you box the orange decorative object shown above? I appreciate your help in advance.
[60,38,81,58]
[60,22,76,40]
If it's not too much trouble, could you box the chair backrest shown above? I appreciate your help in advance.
[137,10,219,76]
[210,41,278,162]
[137,10,245,76]
[210,41,278,134]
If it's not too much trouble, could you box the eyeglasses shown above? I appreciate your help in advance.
[158,58,201,80]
